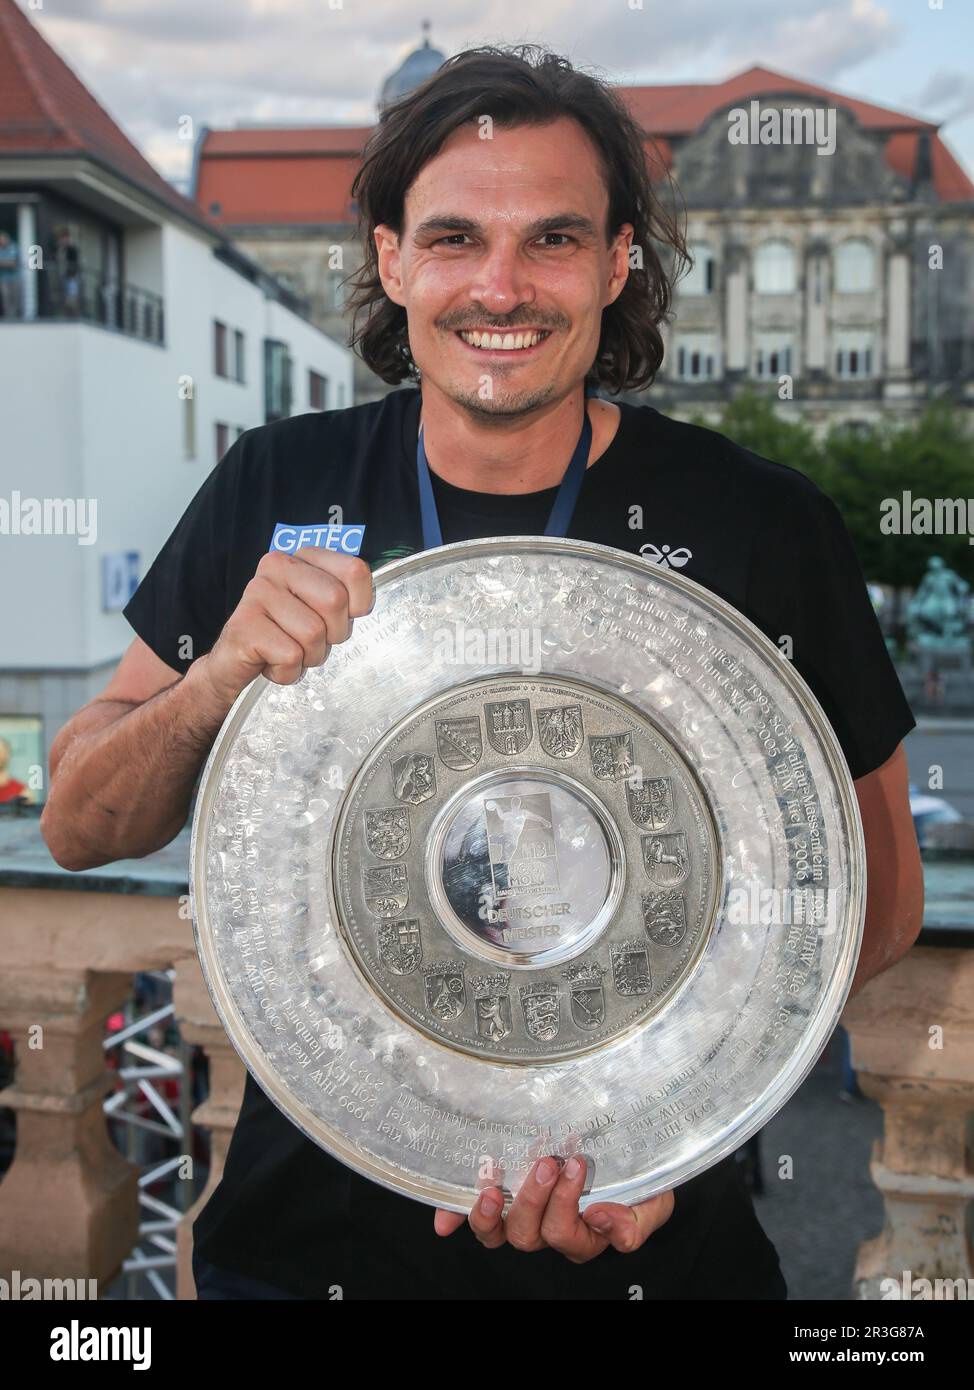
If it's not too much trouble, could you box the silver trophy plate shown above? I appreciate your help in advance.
[191,538,865,1212]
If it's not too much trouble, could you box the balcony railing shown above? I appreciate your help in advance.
[0,268,164,345]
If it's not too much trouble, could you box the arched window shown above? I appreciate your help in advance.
[834,239,876,293]
[754,239,796,295]
[680,243,715,295]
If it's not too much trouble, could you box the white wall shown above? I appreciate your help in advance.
[0,217,355,673]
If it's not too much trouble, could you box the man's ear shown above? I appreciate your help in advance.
[374,224,406,308]
[606,222,634,308]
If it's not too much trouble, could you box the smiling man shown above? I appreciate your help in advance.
[41,45,922,1301]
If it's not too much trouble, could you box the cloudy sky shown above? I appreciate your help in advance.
[19,0,974,192]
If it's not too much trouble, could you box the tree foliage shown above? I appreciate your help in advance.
[697,390,974,587]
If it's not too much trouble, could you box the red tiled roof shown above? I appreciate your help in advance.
[203,127,373,157]
[617,64,941,136]
[884,128,974,202]
[0,0,221,235]
[616,66,974,201]
[196,129,371,224]
[196,63,973,227]
[198,151,363,224]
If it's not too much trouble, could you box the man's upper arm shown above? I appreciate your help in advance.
[853,741,925,971]
[854,740,915,861]
[49,637,182,780]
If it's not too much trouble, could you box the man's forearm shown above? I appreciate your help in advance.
[41,656,237,870]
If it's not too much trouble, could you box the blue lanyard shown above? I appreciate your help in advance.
[417,388,597,551]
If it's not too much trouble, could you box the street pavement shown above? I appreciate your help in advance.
[905,718,974,816]
[749,1037,884,1301]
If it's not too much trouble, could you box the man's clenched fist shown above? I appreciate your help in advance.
[194,549,375,708]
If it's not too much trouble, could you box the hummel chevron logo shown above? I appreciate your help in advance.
[639,543,692,569]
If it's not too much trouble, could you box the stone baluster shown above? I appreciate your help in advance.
[842,944,974,1298]
[173,955,245,1299]
[0,967,138,1288]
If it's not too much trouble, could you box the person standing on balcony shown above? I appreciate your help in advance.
[0,230,21,319]
[54,226,81,317]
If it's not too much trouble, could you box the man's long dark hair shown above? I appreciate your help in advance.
[345,44,687,394]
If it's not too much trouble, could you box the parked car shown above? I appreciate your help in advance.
[909,784,963,848]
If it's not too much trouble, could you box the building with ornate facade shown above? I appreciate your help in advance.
[191,31,974,425]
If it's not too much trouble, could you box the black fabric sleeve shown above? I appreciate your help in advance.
[122,433,249,676]
[746,482,916,781]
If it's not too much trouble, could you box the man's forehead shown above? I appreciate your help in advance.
[406,119,604,202]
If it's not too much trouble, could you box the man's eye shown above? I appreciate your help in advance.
[435,234,471,247]
[538,234,572,248]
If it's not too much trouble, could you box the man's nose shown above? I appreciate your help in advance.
[468,242,535,317]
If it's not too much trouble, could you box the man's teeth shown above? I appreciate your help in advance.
[458,329,549,350]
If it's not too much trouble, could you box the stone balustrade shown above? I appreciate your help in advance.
[1,812,971,1299]
[0,816,244,1299]
[842,865,974,1299]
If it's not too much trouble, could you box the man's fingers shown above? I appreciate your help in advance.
[466,1186,507,1248]
[582,1190,676,1253]
[538,1154,608,1264]
[503,1156,563,1252]
[248,580,331,667]
[258,553,354,645]
[433,1208,467,1237]
[291,550,375,619]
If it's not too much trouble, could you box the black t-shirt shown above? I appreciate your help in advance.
[124,386,915,1300]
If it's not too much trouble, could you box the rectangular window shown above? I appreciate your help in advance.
[680,246,715,296]
[835,331,875,379]
[215,421,230,462]
[214,320,228,378]
[234,329,245,383]
[676,335,719,381]
[309,370,328,411]
[264,339,293,422]
[754,336,794,379]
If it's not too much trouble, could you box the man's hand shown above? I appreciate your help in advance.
[193,549,375,709]
[433,1155,675,1264]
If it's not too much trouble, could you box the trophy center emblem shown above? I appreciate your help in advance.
[332,674,719,1064]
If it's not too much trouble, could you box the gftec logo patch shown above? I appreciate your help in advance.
[270,522,365,556]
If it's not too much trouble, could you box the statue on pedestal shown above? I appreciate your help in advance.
[906,556,972,674]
